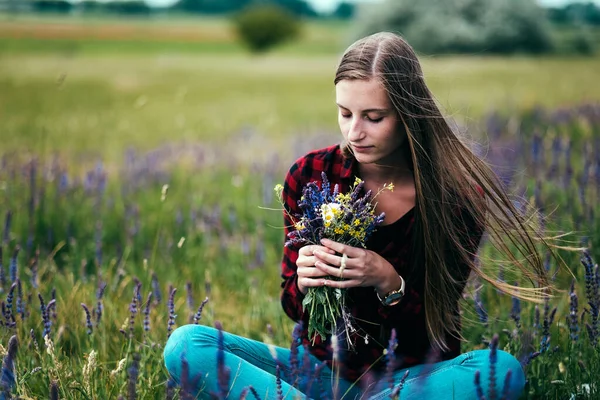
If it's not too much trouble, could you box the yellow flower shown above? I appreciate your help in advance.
[294,221,306,230]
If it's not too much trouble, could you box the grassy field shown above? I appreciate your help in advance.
[1,13,600,399]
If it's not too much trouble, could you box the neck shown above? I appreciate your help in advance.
[357,152,413,185]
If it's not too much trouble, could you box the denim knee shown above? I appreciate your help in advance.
[164,324,218,382]
[495,350,526,395]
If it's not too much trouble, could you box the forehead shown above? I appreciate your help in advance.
[335,79,391,110]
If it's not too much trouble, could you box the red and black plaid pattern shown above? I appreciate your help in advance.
[280,144,484,382]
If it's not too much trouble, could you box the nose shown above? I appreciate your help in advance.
[347,116,365,142]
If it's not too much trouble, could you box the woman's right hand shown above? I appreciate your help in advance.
[296,245,335,295]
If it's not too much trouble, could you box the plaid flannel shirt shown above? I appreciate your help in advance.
[280,144,484,382]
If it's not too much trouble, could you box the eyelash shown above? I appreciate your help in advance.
[341,114,383,123]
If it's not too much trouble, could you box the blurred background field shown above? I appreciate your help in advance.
[1,0,600,398]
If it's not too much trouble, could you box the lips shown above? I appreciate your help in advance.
[352,145,372,153]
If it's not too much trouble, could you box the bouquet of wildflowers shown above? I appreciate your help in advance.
[276,173,391,348]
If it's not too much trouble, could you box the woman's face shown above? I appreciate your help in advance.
[335,78,405,166]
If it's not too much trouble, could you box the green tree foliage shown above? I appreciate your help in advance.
[104,1,151,15]
[32,0,73,13]
[332,2,355,20]
[356,0,555,54]
[548,2,600,26]
[174,0,317,17]
[175,0,252,14]
[233,4,301,52]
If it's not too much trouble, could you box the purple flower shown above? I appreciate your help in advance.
[568,279,580,342]
[214,321,231,400]
[39,294,52,339]
[0,247,5,292]
[143,292,152,333]
[9,246,19,284]
[151,272,162,305]
[488,333,498,400]
[127,353,140,400]
[3,211,11,245]
[384,329,398,392]
[95,282,106,327]
[167,288,177,339]
[50,380,59,400]
[81,303,93,335]
[0,335,18,397]
[193,297,209,325]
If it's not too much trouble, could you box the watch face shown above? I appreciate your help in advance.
[385,292,403,305]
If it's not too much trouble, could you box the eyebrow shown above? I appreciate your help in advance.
[336,103,389,113]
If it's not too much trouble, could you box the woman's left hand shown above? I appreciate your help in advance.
[312,238,400,295]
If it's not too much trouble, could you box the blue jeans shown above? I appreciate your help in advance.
[164,324,526,399]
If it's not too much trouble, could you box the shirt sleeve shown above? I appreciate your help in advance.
[280,161,307,322]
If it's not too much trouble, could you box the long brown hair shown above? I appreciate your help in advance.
[334,32,572,352]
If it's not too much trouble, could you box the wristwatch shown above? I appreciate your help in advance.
[376,275,405,307]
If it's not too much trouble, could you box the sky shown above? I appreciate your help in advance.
[142,0,600,12]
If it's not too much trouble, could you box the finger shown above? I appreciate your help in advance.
[297,266,327,278]
[323,278,357,289]
[314,261,355,279]
[299,276,329,289]
[299,245,335,257]
[313,249,346,267]
[320,239,361,257]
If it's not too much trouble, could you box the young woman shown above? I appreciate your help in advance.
[164,32,557,399]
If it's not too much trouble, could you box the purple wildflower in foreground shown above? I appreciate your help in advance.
[165,377,177,400]
[127,353,140,400]
[0,335,18,397]
[488,334,498,400]
[214,321,231,400]
[9,246,19,284]
[143,292,153,333]
[5,282,16,322]
[16,279,24,320]
[129,284,140,339]
[95,282,106,327]
[39,294,51,339]
[193,297,209,325]
[390,370,410,399]
[540,299,557,353]
[167,288,177,339]
[151,272,162,305]
[81,303,93,335]
[289,322,302,385]
[0,247,4,292]
[510,283,521,331]
[568,279,580,342]
[50,380,59,400]
[384,329,398,392]
[180,353,192,400]
[3,211,11,245]
[582,250,600,345]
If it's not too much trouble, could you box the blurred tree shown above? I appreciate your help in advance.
[332,2,355,19]
[32,0,72,13]
[233,4,300,52]
[175,0,252,14]
[104,0,151,15]
[355,0,555,54]
[173,0,316,17]
[549,2,600,26]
